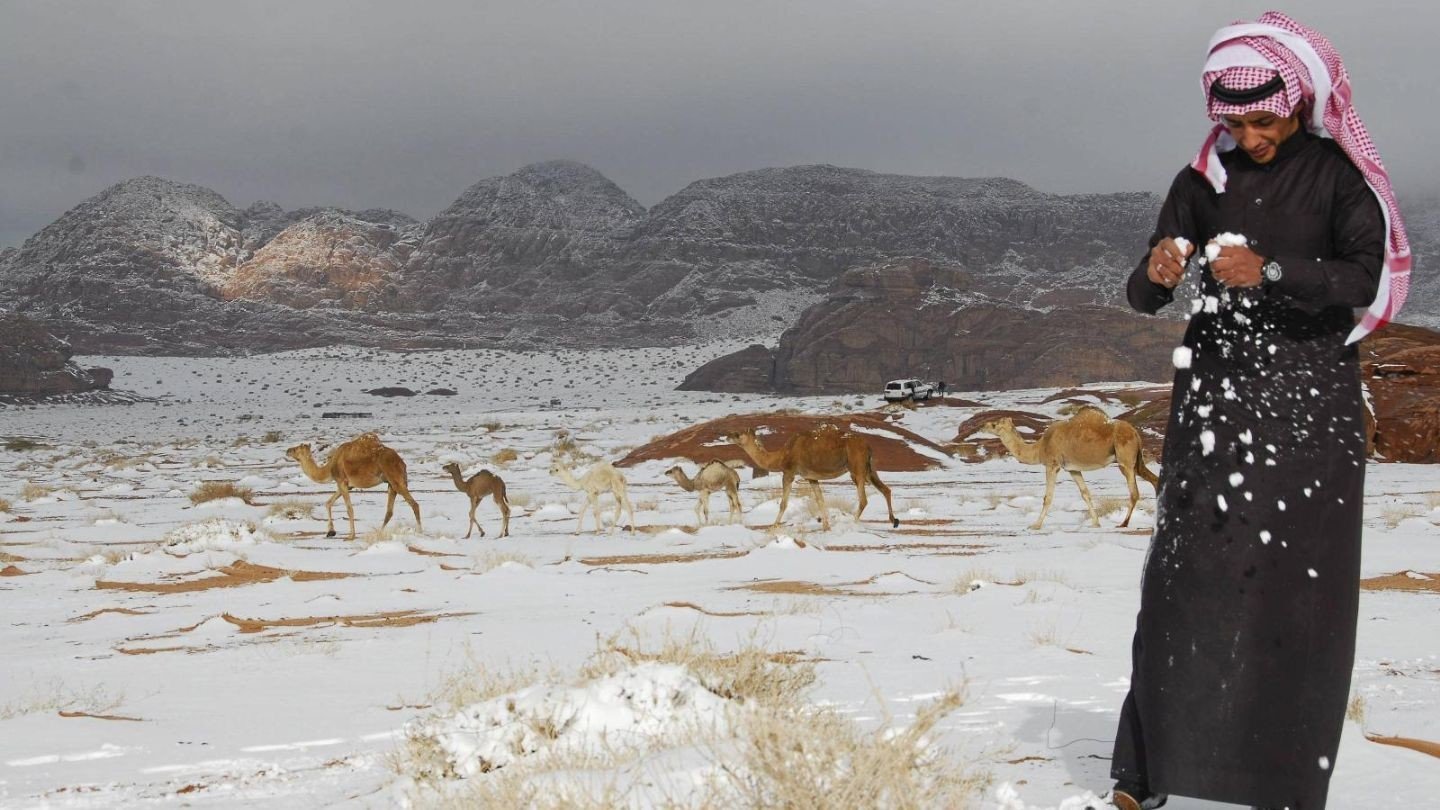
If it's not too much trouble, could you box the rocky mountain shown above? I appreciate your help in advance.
[0,312,112,397]
[1,164,1434,354]
[680,258,1188,394]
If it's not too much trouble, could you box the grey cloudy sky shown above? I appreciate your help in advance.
[2,0,1434,248]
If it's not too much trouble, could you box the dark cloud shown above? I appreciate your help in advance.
[2,0,1433,247]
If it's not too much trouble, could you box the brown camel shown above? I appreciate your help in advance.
[285,432,422,540]
[978,407,1159,530]
[665,460,743,526]
[441,462,511,539]
[726,425,898,531]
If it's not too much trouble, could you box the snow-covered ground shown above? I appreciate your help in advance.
[1,344,1436,808]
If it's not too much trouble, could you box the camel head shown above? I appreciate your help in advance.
[441,461,462,476]
[724,428,758,446]
[663,465,685,479]
[976,417,1014,436]
[547,460,570,478]
[284,443,312,462]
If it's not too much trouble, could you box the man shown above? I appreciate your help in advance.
[1105,12,1410,810]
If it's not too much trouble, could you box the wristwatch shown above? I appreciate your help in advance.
[1261,258,1283,285]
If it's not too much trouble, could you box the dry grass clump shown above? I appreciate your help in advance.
[394,629,986,809]
[265,498,315,520]
[1347,693,1367,725]
[189,481,255,506]
[261,430,285,444]
[1381,502,1423,529]
[719,690,985,810]
[1094,496,1131,518]
[951,568,998,594]
[491,448,519,466]
[5,437,47,452]
[360,522,418,547]
[1013,569,1071,587]
[0,680,125,720]
[1027,620,1064,648]
[507,491,534,509]
[471,551,534,574]
[21,482,53,501]
[0,496,11,514]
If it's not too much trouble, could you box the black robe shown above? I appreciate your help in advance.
[1111,129,1384,810]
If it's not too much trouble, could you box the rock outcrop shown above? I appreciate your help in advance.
[681,259,1188,394]
[1362,322,1440,463]
[0,312,112,396]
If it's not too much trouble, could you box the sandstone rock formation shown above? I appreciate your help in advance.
[1362,322,1440,463]
[0,312,112,396]
[681,259,1188,394]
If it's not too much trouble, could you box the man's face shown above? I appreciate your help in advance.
[1222,110,1302,164]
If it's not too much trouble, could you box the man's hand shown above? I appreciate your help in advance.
[1147,237,1193,288]
[1210,245,1264,288]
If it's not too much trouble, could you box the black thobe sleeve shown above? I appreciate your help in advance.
[1128,168,1203,314]
[1265,158,1385,308]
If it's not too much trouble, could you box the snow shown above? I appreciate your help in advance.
[1,349,1437,808]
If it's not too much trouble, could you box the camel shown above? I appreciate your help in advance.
[726,425,898,532]
[977,407,1159,530]
[665,460,743,526]
[284,432,422,540]
[441,462,511,539]
[548,459,636,534]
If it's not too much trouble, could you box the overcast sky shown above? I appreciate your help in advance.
[2,0,1435,248]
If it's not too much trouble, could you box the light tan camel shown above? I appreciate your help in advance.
[548,460,636,534]
[285,432,422,540]
[978,407,1159,530]
[665,460,743,526]
[441,462,511,539]
[726,425,898,531]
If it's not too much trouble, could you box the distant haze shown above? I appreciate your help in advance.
[2,0,1434,248]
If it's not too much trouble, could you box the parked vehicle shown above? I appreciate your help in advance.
[883,379,935,402]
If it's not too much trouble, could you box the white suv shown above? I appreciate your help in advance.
[883,379,934,402]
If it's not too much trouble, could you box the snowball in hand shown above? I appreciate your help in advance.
[1173,346,1193,369]
[1172,236,1192,259]
[1205,232,1249,263]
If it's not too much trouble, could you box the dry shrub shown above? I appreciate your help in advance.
[1094,496,1131,517]
[719,690,985,809]
[1027,620,1063,648]
[581,627,816,708]
[100,452,142,470]
[4,437,46,452]
[507,491,534,509]
[359,522,418,547]
[266,498,315,520]
[0,496,11,514]
[1014,569,1070,587]
[261,430,285,444]
[491,448,519,466]
[480,421,504,433]
[21,482,53,501]
[634,497,660,512]
[189,481,255,506]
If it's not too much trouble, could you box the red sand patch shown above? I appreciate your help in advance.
[726,577,910,597]
[58,710,145,722]
[219,610,475,633]
[1,565,31,576]
[661,601,770,617]
[1360,571,1440,592]
[1365,733,1440,759]
[615,412,949,472]
[95,560,353,593]
[579,550,750,566]
[69,607,153,622]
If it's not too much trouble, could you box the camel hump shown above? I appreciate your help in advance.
[1069,406,1111,423]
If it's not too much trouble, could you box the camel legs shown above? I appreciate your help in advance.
[620,488,636,534]
[575,494,593,534]
[808,479,830,531]
[339,483,358,540]
[1032,465,1059,530]
[858,463,900,528]
[726,486,742,524]
[495,487,511,538]
[694,491,710,527]
[1068,470,1100,527]
[774,471,795,526]
[324,489,342,538]
[465,498,484,539]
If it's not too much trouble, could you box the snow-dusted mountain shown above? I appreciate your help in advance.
[1,164,1433,354]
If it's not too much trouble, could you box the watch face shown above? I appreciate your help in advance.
[1263,261,1282,282]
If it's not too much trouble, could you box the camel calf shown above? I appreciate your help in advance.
[441,462,510,539]
[549,460,636,534]
[665,461,743,526]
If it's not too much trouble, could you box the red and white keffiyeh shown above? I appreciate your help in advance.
[1190,11,1411,344]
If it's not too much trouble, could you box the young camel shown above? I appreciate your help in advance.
[441,462,510,539]
[665,460,743,526]
[978,407,1159,530]
[548,459,636,535]
[726,425,898,531]
[285,432,422,540]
